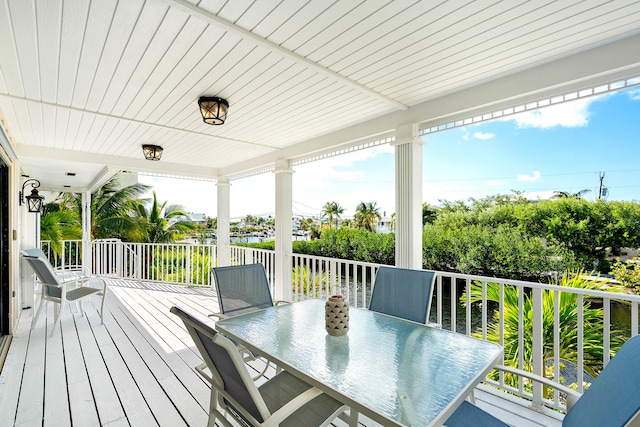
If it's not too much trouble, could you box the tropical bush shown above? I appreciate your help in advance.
[422,223,579,281]
[609,257,640,292]
[461,271,624,389]
[291,265,329,298]
[300,227,395,265]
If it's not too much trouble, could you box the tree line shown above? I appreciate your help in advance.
[42,178,640,286]
[253,193,640,283]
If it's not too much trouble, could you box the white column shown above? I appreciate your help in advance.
[216,177,231,266]
[82,191,92,273]
[274,160,293,301]
[393,123,424,269]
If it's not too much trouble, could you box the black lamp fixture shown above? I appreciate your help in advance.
[198,96,229,125]
[142,144,163,161]
[20,179,45,213]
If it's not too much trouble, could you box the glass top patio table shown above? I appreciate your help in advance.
[216,299,503,427]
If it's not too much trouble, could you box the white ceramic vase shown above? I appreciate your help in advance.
[325,295,349,336]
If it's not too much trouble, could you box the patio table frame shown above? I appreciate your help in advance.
[216,299,503,427]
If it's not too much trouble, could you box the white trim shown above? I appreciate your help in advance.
[291,136,394,166]
[421,75,640,135]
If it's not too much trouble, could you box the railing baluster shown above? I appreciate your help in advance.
[578,294,584,393]
[553,290,560,407]
[531,287,544,410]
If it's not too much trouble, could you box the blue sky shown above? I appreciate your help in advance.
[140,86,640,220]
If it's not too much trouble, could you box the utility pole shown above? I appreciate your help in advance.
[597,171,605,200]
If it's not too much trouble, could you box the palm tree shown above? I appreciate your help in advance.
[321,201,344,228]
[134,192,197,243]
[40,200,82,258]
[353,201,381,231]
[90,178,151,240]
[551,189,591,199]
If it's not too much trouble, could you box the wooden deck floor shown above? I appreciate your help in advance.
[0,280,561,427]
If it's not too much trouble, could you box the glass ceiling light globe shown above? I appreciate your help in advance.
[142,144,163,161]
[198,96,229,125]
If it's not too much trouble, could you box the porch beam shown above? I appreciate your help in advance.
[274,160,293,301]
[393,124,424,270]
[216,177,231,267]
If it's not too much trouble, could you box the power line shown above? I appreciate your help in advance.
[425,169,640,183]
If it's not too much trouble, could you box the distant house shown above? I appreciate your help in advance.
[188,213,207,225]
[377,216,393,233]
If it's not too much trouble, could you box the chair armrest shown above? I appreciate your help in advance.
[266,386,326,426]
[495,365,582,411]
[195,362,214,385]
[61,276,107,293]
[208,312,228,320]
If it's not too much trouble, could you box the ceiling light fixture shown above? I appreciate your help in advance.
[20,179,45,213]
[142,144,163,161]
[198,96,229,125]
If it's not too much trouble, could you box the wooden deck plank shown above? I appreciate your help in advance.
[83,298,158,427]
[60,305,101,427]
[43,308,72,427]
[113,286,205,361]
[109,287,210,425]
[72,298,128,426]
[112,285,211,365]
[14,307,46,426]
[0,310,32,426]
[105,299,195,427]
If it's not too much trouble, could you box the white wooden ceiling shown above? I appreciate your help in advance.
[1,0,640,191]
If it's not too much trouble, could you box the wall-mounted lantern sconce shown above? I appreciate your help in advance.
[142,144,163,161]
[20,179,44,213]
[198,96,229,125]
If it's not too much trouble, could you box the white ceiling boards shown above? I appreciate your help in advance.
[1,0,640,190]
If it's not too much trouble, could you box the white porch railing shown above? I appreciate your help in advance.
[92,239,218,286]
[40,239,640,416]
[40,240,82,270]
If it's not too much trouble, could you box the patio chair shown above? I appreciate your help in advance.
[170,305,347,427]
[210,263,286,319]
[445,334,640,426]
[23,247,89,282]
[23,254,107,336]
[368,266,436,324]
[209,263,287,378]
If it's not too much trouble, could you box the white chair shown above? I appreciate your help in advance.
[23,254,107,336]
[23,247,89,282]
[171,306,348,427]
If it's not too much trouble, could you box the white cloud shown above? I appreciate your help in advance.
[291,145,395,216]
[487,180,501,186]
[463,132,470,141]
[474,132,494,140]
[517,171,541,182]
[504,97,598,129]
[628,88,640,101]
